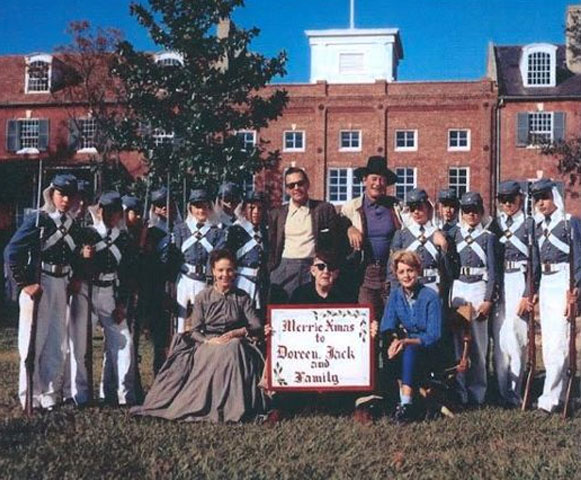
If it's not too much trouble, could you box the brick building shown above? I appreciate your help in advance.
[487,5,581,214]
[1,6,581,228]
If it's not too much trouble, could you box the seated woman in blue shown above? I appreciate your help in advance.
[381,250,442,423]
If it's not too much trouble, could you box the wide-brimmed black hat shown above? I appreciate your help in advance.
[354,156,397,185]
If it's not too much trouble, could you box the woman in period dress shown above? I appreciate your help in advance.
[131,249,266,422]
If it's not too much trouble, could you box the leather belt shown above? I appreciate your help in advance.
[541,262,568,275]
[41,262,71,277]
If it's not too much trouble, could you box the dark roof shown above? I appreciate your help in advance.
[494,44,581,97]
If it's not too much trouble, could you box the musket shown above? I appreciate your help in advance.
[562,210,577,419]
[24,159,44,417]
[165,172,179,346]
[521,183,537,411]
[84,269,94,404]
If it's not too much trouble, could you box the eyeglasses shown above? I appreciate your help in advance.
[313,262,338,272]
[533,192,551,202]
[498,195,518,204]
[286,180,306,190]
[462,206,480,214]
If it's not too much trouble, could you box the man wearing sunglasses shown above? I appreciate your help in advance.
[449,191,497,406]
[490,180,539,408]
[529,178,581,413]
[268,167,339,300]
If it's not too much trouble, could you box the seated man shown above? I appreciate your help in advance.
[267,250,379,423]
[381,250,443,424]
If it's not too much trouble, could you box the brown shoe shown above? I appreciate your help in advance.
[264,408,283,426]
[353,406,374,425]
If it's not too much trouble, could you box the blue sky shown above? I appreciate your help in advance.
[0,0,575,82]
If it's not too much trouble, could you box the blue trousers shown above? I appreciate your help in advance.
[393,343,430,388]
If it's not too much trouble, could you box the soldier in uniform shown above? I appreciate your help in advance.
[389,188,457,294]
[226,191,268,315]
[530,178,581,413]
[436,188,459,233]
[170,187,226,333]
[215,181,242,228]
[68,192,136,406]
[450,192,497,406]
[4,174,82,410]
[491,180,539,407]
[143,187,173,374]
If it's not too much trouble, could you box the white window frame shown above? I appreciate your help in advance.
[448,167,470,197]
[394,130,418,152]
[154,51,184,67]
[520,43,557,88]
[237,130,257,152]
[528,112,554,146]
[25,54,52,94]
[339,130,362,152]
[152,128,175,147]
[394,167,417,202]
[448,129,471,152]
[77,118,98,153]
[18,118,41,153]
[283,130,306,152]
[327,167,364,206]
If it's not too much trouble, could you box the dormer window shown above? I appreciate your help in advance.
[154,51,184,67]
[25,54,52,93]
[520,44,557,88]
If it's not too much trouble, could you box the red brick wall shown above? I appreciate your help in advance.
[499,100,581,214]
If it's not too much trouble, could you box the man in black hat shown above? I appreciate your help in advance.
[226,191,268,314]
[268,167,339,300]
[490,180,539,407]
[68,191,136,406]
[449,191,497,406]
[5,173,83,411]
[436,188,459,233]
[529,178,581,413]
[340,156,401,318]
[170,187,225,334]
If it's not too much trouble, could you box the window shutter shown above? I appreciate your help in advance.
[38,119,50,151]
[516,112,529,146]
[553,112,566,142]
[6,120,20,152]
[69,119,80,150]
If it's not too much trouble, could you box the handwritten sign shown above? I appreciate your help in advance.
[267,304,374,392]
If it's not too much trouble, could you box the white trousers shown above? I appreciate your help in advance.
[235,275,260,310]
[18,273,69,409]
[493,270,528,406]
[68,282,135,405]
[176,274,206,333]
[451,280,488,405]
[537,269,570,412]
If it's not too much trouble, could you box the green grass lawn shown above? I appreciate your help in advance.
[1,308,581,479]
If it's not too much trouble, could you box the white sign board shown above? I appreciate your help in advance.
[267,305,374,392]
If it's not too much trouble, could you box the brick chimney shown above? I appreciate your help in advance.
[566,5,581,74]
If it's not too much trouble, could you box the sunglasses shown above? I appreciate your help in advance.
[408,203,425,212]
[462,206,480,214]
[498,194,518,204]
[533,192,551,202]
[313,262,338,272]
[286,180,306,190]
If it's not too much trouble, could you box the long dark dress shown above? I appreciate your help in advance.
[131,286,266,422]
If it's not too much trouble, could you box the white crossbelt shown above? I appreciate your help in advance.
[406,222,439,261]
[181,223,214,254]
[42,215,76,252]
[538,214,571,255]
[498,213,529,258]
[235,219,263,260]
[238,266,259,277]
[457,226,488,280]
[94,228,122,264]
